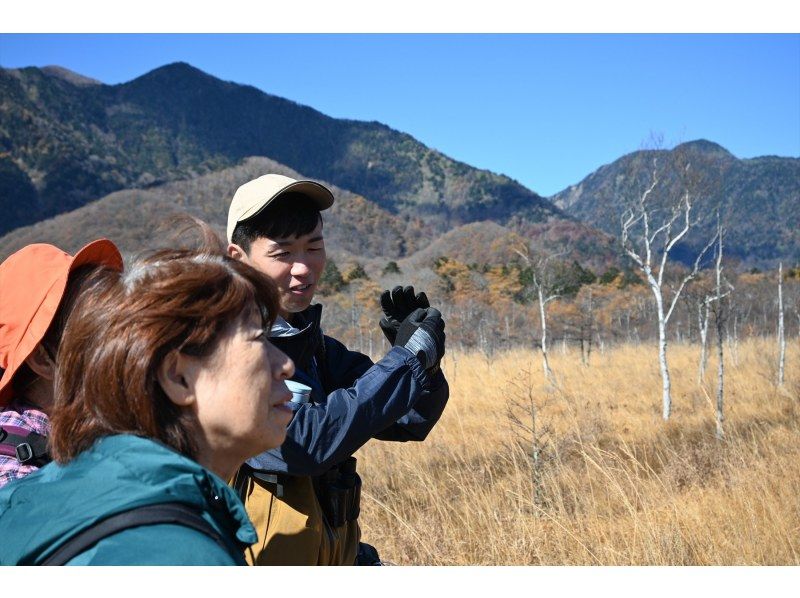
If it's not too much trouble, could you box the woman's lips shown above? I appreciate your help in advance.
[271,388,292,409]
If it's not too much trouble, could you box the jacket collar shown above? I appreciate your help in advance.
[269,304,323,372]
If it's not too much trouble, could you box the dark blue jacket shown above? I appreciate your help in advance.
[247,304,449,476]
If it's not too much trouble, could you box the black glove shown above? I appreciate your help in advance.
[395,308,445,371]
[379,285,430,345]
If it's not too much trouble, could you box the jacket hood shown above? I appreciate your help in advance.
[0,434,256,565]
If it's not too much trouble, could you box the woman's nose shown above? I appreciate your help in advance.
[270,343,294,380]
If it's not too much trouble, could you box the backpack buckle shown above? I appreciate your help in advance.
[15,442,34,464]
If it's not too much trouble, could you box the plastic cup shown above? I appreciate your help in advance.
[285,380,312,404]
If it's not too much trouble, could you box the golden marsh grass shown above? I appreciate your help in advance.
[356,337,800,565]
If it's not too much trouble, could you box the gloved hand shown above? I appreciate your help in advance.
[379,285,430,345]
[395,307,446,372]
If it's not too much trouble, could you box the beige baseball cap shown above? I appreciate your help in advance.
[227,174,335,242]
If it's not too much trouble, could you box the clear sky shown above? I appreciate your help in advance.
[1,33,798,197]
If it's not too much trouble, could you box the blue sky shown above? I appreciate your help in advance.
[1,33,798,197]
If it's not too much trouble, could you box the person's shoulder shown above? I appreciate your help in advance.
[0,459,39,491]
[0,402,50,435]
[66,522,241,565]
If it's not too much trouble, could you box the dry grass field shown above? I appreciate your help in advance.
[356,337,800,565]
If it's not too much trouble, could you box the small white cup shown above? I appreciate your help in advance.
[285,380,312,404]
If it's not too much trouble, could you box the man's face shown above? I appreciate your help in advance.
[230,220,326,318]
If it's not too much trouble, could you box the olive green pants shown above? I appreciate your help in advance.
[239,473,360,566]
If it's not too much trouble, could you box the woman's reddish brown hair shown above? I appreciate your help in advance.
[50,220,281,463]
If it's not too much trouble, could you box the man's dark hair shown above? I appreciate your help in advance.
[232,192,323,253]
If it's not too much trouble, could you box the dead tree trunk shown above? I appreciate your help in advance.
[654,292,672,419]
[714,242,725,440]
[715,302,726,440]
[583,287,594,366]
[537,283,554,382]
[711,219,732,439]
[698,298,711,383]
[515,246,565,385]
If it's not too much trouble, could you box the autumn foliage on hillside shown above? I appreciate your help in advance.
[318,251,800,363]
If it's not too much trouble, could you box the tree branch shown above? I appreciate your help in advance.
[665,225,720,324]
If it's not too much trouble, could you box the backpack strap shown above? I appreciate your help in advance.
[40,502,229,566]
[0,425,50,467]
[232,463,252,503]
[233,462,290,500]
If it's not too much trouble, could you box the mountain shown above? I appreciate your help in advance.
[0,157,432,264]
[0,62,563,239]
[3,63,796,269]
[0,154,623,300]
[404,219,619,276]
[551,140,800,268]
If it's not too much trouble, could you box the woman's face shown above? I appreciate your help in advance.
[189,306,294,471]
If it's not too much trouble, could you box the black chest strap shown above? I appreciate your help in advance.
[0,426,51,467]
[40,502,229,565]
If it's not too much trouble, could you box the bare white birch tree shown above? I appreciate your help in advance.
[710,219,733,440]
[620,156,718,420]
[685,276,715,384]
[535,271,557,383]
[579,286,595,366]
[698,296,712,383]
[778,262,786,387]
[515,247,566,384]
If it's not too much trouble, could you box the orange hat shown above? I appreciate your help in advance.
[0,240,123,407]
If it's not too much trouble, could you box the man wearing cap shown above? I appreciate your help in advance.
[227,174,449,565]
[0,241,123,487]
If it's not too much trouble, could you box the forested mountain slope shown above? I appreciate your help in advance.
[1,63,563,238]
[551,140,800,268]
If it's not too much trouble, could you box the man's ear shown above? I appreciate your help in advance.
[24,345,55,381]
[227,243,246,261]
[157,351,195,407]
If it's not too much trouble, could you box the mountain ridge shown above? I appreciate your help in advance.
[550,141,799,268]
[0,62,563,238]
[0,156,433,263]
[1,62,797,268]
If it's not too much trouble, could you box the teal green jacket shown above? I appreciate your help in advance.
[0,434,257,565]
